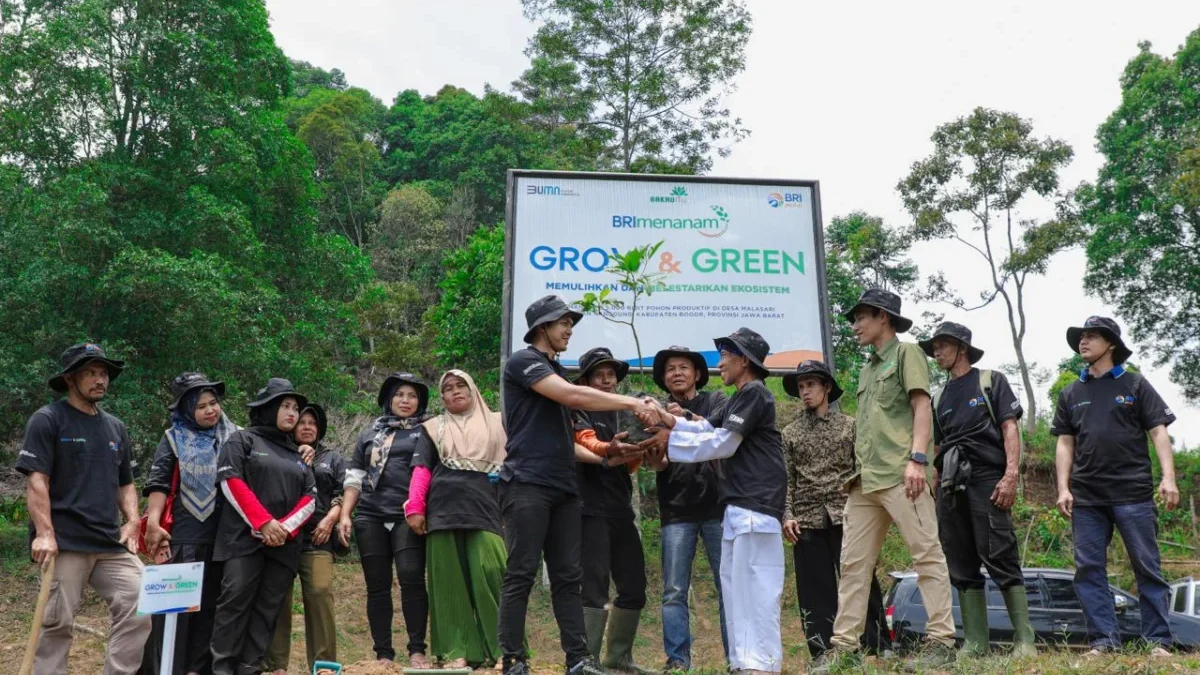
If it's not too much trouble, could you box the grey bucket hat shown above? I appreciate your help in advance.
[523,295,584,344]
[919,322,984,365]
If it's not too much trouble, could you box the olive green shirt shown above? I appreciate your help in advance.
[853,337,934,493]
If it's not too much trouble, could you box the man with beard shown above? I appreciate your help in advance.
[1054,316,1178,658]
[780,360,888,660]
[499,296,656,675]
[644,346,729,671]
[16,343,151,674]
[641,328,787,675]
[921,322,1036,659]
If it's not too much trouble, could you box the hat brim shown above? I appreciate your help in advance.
[918,337,984,366]
[844,302,913,333]
[523,308,584,343]
[782,371,844,403]
[377,375,430,414]
[713,336,770,378]
[48,357,125,392]
[575,358,630,385]
[167,381,227,410]
[652,349,710,392]
[1067,326,1133,365]
[248,390,308,411]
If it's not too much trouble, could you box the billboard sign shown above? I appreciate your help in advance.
[502,171,832,371]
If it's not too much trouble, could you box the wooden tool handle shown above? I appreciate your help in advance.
[19,557,56,675]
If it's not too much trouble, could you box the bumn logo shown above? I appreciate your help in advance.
[526,184,580,197]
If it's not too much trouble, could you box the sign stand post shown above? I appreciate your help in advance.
[138,561,206,674]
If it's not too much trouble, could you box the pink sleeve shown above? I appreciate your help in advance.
[405,466,432,517]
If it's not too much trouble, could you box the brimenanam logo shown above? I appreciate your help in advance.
[612,205,730,238]
[767,191,804,208]
[525,184,580,197]
[650,186,689,204]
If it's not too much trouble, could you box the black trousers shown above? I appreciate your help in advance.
[936,476,1024,591]
[498,481,588,667]
[793,520,889,658]
[210,551,296,675]
[138,544,224,675]
[355,517,428,660]
[582,515,647,611]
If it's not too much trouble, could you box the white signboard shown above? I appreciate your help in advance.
[503,171,832,370]
[138,562,205,615]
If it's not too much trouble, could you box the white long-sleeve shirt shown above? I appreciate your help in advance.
[668,415,744,463]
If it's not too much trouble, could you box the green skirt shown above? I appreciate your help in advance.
[428,529,507,665]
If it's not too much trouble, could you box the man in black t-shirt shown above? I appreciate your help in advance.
[498,295,656,675]
[1052,316,1178,657]
[645,346,728,671]
[921,322,1036,658]
[15,343,151,674]
[642,328,787,674]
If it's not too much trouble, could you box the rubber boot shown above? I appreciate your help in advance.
[584,607,609,660]
[957,588,990,660]
[1002,585,1038,658]
[602,607,656,675]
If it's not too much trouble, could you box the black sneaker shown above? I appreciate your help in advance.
[568,656,610,675]
[504,659,531,675]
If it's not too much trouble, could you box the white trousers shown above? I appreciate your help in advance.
[720,505,785,672]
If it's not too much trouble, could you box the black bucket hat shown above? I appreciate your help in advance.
[919,322,984,365]
[248,377,308,410]
[844,288,913,333]
[297,403,328,442]
[574,347,630,385]
[48,342,125,392]
[523,295,583,344]
[1067,316,1133,365]
[713,327,771,379]
[782,359,844,403]
[652,345,710,392]
[377,372,430,415]
[167,371,226,410]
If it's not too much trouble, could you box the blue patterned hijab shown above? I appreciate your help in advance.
[167,388,237,522]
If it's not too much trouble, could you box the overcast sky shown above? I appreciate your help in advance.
[265,0,1198,447]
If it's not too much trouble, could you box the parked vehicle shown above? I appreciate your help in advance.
[885,567,1200,650]
[1170,577,1199,617]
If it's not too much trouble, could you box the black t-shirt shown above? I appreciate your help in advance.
[16,401,135,553]
[413,433,502,536]
[351,425,423,522]
[501,347,577,494]
[707,380,787,521]
[933,369,1023,483]
[143,434,222,545]
[573,410,635,519]
[214,427,316,568]
[1052,367,1176,506]
[304,445,346,553]
[657,390,727,524]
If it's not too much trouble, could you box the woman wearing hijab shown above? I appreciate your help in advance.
[210,378,317,675]
[405,369,508,669]
[140,372,238,675]
[338,372,433,668]
[265,403,345,675]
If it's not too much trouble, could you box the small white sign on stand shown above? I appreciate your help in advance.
[138,562,205,675]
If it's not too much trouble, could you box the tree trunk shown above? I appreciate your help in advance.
[1009,321,1038,436]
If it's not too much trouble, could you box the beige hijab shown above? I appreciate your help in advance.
[421,369,506,471]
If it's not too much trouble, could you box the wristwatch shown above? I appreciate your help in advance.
[910,452,928,465]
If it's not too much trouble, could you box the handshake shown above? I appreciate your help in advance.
[608,397,685,468]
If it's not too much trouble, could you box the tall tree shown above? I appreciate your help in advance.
[517,0,752,173]
[1076,32,1200,399]
[898,107,1075,435]
[0,0,370,451]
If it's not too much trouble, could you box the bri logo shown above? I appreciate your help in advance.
[108,441,120,453]
[1115,395,1137,406]
[967,396,985,408]
[767,192,804,208]
[611,205,730,238]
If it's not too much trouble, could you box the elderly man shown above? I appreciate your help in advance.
[16,343,151,674]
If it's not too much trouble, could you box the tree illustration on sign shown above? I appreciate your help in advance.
[573,240,669,373]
